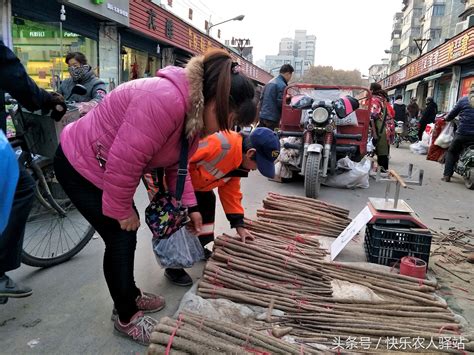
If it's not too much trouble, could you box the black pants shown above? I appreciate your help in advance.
[195,190,216,248]
[257,119,279,131]
[0,163,35,274]
[443,134,474,177]
[53,146,140,323]
[418,119,430,140]
[377,155,389,171]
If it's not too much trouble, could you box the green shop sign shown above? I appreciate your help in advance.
[91,0,105,4]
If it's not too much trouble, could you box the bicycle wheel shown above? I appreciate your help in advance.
[22,163,95,268]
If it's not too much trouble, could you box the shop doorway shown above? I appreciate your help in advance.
[120,46,161,82]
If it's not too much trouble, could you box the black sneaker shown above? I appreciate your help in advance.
[164,268,193,287]
[203,248,212,261]
[0,275,33,298]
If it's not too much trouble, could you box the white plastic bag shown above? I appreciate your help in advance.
[410,141,428,155]
[153,228,204,268]
[434,122,454,149]
[323,157,371,189]
[334,111,359,126]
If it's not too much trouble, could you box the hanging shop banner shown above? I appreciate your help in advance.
[62,0,129,26]
[382,27,474,90]
[129,1,272,84]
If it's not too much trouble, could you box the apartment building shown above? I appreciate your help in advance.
[265,30,316,77]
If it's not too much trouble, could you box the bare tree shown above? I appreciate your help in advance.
[296,66,366,86]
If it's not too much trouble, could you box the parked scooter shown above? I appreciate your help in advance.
[454,143,474,190]
[393,117,419,148]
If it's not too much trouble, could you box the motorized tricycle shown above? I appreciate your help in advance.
[277,84,371,198]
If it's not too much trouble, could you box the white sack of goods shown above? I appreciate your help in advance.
[410,141,428,155]
[323,157,371,189]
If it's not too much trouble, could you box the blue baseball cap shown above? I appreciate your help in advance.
[249,128,280,178]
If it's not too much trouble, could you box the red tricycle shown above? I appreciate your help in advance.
[276,84,372,198]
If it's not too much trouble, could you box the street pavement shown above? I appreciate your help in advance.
[1,144,472,354]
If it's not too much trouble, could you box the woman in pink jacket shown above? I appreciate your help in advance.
[53,49,256,345]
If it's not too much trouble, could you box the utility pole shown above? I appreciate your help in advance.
[231,37,250,56]
[414,38,431,57]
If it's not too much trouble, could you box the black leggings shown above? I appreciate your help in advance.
[54,146,140,323]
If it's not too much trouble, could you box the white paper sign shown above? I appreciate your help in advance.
[330,206,373,261]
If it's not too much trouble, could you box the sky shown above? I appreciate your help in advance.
[171,0,403,75]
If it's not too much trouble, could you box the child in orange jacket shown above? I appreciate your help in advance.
[164,127,280,286]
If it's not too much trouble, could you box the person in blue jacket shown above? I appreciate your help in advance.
[0,40,65,300]
[258,64,294,130]
[442,83,474,182]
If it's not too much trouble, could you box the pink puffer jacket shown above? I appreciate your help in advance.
[60,57,206,221]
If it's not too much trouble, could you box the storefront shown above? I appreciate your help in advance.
[10,0,129,91]
[12,16,98,90]
[127,1,272,85]
[119,30,162,82]
[382,27,474,112]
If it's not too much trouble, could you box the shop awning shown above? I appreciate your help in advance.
[387,89,396,95]
[405,81,420,91]
[422,72,444,82]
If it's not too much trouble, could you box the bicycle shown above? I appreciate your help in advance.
[5,89,95,269]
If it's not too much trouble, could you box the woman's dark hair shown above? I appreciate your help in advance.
[370,82,389,100]
[202,49,256,130]
[395,94,403,100]
[65,52,87,65]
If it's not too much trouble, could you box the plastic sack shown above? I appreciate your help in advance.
[153,228,204,269]
[0,131,19,234]
[434,122,454,149]
[323,157,371,189]
[410,141,428,155]
[334,111,359,126]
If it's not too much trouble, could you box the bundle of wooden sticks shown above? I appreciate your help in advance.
[248,192,351,238]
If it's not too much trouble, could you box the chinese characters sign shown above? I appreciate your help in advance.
[383,28,473,89]
[129,2,272,84]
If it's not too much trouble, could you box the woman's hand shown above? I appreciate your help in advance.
[187,212,202,235]
[236,227,254,243]
[118,211,140,231]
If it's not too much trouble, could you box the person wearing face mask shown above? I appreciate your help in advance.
[59,52,107,115]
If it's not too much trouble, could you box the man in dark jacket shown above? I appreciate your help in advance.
[258,64,294,130]
[0,40,65,300]
[418,97,438,140]
[393,95,407,124]
[442,84,474,182]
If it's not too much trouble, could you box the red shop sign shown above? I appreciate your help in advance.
[129,0,272,84]
[383,27,474,89]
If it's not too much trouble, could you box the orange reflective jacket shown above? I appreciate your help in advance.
[189,131,244,215]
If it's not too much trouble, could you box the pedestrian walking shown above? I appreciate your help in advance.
[52,49,257,345]
[418,97,438,140]
[0,40,65,300]
[369,83,394,171]
[258,64,294,130]
[407,97,420,120]
[393,94,407,124]
[164,128,280,286]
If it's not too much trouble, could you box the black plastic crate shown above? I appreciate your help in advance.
[364,223,432,266]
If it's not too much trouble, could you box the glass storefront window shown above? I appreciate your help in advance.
[12,17,97,91]
[434,77,451,113]
[121,46,160,82]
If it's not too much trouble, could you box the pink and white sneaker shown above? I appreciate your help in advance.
[111,291,165,321]
[114,311,158,345]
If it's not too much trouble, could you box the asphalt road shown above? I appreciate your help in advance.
[1,145,472,354]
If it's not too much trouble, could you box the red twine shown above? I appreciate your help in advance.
[165,314,183,355]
